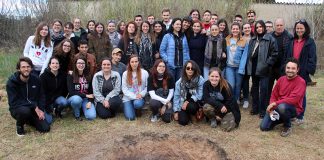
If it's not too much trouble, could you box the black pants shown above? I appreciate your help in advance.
[10,106,50,133]
[150,99,173,123]
[178,102,199,126]
[96,96,121,119]
[268,67,281,98]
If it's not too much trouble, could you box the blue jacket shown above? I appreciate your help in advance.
[225,36,249,75]
[285,37,317,83]
[160,33,190,69]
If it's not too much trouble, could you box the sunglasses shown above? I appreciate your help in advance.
[296,19,306,23]
[186,67,194,71]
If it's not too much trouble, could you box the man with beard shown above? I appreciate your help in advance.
[260,58,306,137]
[247,10,256,34]
[6,57,50,136]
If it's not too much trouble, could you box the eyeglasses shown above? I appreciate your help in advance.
[186,67,194,71]
[77,62,85,65]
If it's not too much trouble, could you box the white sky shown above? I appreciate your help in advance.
[275,0,323,4]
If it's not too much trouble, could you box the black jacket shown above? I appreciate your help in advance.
[40,69,68,108]
[202,81,241,126]
[6,72,45,111]
[285,37,317,83]
[272,30,293,70]
[247,33,278,76]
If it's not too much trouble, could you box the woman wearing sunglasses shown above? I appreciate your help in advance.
[284,19,317,125]
[173,60,204,126]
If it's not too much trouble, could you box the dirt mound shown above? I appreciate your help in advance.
[110,132,228,160]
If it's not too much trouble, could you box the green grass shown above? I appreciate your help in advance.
[0,49,21,83]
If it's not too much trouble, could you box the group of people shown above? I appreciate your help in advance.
[6,8,317,137]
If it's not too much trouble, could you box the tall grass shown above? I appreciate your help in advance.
[0,49,21,83]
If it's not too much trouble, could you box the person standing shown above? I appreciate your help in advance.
[6,57,50,136]
[161,8,172,30]
[88,22,112,62]
[118,21,138,64]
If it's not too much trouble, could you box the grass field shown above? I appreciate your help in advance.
[0,51,323,159]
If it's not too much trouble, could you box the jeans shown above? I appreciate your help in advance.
[10,106,50,132]
[96,96,122,119]
[54,96,69,109]
[260,103,297,131]
[203,65,210,80]
[68,95,96,120]
[225,66,243,101]
[123,99,145,120]
[251,76,269,116]
[297,94,307,120]
[168,67,182,82]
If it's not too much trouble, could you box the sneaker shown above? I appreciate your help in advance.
[220,113,236,132]
[295,119,304,125]
[16,125,25,137]
[210,119,217,128]
[236,100,241,105]
[243,101,249,109]
[75,117,83,121]
[150,114,159,122]
[280,127,292,137]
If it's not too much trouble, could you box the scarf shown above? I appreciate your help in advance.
[138,33,153,70]
[204,35,223,65]
[180,76,200,101]
[51,31,64,42]
[108,31,120,48]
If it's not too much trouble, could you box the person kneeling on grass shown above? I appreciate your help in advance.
[173,60,204,126]
[6,57,50,136]
[260,58,306,137]
[148,59,174,123]
[202,67,241,131]
[67,56,96,121]
[93,57,122,119]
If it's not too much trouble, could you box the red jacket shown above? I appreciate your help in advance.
[270,75,306,115]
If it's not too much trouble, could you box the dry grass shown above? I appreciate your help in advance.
[0,73,323,159]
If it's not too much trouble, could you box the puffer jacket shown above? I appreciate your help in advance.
[246,33,278,76]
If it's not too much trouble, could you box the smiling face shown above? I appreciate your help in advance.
[231,25,240,37]
[247,13,255,23]
[40,26,49,37]
[256,23,264,35]
[76,59,85,72]
[182,20,191,30]
[101,59,112,72]
[173,20,182,32]
[96,24,104,34]
[192,22,202,34]
[154,23,162,33]
[185,62,195,78]
[156,62,166,74]
[210,25,220,37]
[127,24,136,34]
[64,24,73,35]
[243,23,251,36]
[107,22,116,33]
[208,70,220,86]
[49,58,60,72]
[285,62,299,79]
[19,61,32,79]
[141,22,150,34]
[88,22,95,32]
[296,23,305,39]
[112,52,122,63]
[218,22,226,32]
[53,21,62,33]
[73,18,81,30]
[62,41,71,53]
[191,11,199,21]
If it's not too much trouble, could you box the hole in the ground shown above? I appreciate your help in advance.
[110,132,228,160]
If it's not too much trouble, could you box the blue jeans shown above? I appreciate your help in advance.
[251,76,269,116]
[297,94,306,120]
[68,95,96,120]
[260,103,297,131]
[45,112,53,125]
[44,96,69,124]
[123,99,145,121]
[203,65,210,80]
[225,66,243,101]
[168,67,182,82]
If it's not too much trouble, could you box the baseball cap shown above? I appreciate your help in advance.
[112,48,123,55]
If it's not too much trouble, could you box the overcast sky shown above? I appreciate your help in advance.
[275,0,323,3]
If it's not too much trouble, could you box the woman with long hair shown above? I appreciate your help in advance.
[53,39,75,73]
[93,57,122,119]
[135,21,156,71]
[40,57,68,123]
[173,60,204,126]
[202,67,241,131]
[88,22,112,62]
[284,19,317,124]
[160,18,190,81]
[217,19,229,38]
[246,20,278,118]
[224,22,248,103]
[121,55,149,121]
[23,22,53,75]
[182,16,193,41]
[86,20,96,33]
[118,21,138,64]
[189,9,200,21]
[107,20,122,48]
[152,21,166,59]
[188,21,207,76]
[117,20,126,35]
[148,59,174,123]
[204,24,226,79]
[63,22,80,53]
[67,56,96,121]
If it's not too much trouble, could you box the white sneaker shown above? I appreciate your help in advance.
[236,100,240,105]
[243,101,249,109]
[295,119,304,125]
[150,115,159,122]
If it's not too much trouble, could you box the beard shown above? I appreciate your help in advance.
[20,71,30,79]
